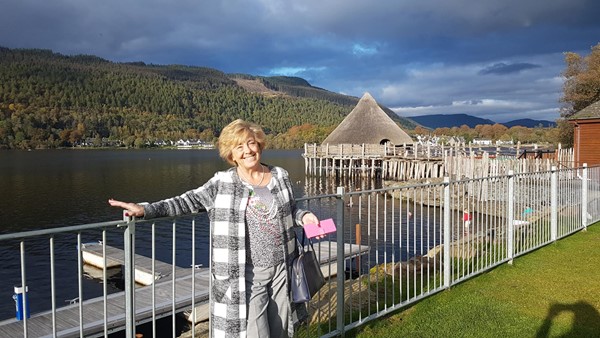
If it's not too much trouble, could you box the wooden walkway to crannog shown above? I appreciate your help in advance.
[303,143,575,181]
[0,241,369,337]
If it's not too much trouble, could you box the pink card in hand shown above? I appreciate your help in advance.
[304,218,337,238]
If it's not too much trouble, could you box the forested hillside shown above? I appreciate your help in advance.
[0,47,416,149]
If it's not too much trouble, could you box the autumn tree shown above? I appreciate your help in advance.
[561,43,600,115]
[198,128,216,142]
[507,126,532,143]
[433,127,451,137]
[458,124,475,141]
[475,124,494,139]
[413,125,430,135]
[558,43,600,146]
[491,124,508,140]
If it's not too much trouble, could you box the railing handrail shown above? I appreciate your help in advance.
[0,220,124,241]
[0,209,213,242]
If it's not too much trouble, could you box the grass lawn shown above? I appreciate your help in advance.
[348,224,600,338]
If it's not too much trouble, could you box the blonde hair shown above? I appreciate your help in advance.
[218,119,267,166]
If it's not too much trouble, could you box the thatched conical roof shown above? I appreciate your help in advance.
[323,92,413,145]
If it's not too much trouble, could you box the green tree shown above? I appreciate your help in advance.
[134,137,145,148]
[0,47,408,149]
[555,119,574,148]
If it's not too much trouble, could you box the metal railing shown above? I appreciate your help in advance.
[0,164,598,337]
[295,164,600,337]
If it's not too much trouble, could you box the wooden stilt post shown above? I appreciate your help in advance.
[304,143,308,175]
[319,158,323,177]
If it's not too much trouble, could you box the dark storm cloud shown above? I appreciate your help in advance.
[1,0,599,121]
[479,63,542,75]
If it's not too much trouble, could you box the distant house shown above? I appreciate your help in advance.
[447,136,465,146]
[569,100,600,166]
[322,92,413,145]
[153,139,171,147]
[175,139,214,149]
[175,139,190,148]
[472,138,492,146]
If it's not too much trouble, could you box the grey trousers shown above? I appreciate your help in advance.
[245,262,289,338]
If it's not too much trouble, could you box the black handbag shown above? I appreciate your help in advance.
[291,231,326,303]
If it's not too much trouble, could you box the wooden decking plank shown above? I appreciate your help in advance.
[133,294,154,309]
[21,320,47,337]
[32,320,56,338]
[106,296,125,313]
[82,304,108,324]
[46,310,77,336]
[0,326,24,337]
[6,321,31,337]
[56,306,82,327]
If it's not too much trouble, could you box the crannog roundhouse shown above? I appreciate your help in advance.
[569,100,600,166]
[322,92,413,145]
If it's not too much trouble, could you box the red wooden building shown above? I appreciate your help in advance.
[569,100,600,166]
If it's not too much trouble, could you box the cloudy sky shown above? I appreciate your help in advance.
[1,0,599,122]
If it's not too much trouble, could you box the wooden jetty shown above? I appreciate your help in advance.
[0,241,369,337]
[303,143,575,181]
[81,242,190,286]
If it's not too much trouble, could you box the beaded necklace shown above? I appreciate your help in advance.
[238,164,265,187]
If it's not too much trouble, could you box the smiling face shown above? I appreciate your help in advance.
[232,135,262,170]
[218,119,267,166]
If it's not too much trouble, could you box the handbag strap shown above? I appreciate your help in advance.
[296,228,317,254]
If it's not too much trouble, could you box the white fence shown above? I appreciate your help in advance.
[0,165,598,337]
[295,164,599,337]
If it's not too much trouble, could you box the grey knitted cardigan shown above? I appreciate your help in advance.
[143,165,308,337]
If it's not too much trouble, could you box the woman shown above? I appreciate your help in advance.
[109,119,319,338]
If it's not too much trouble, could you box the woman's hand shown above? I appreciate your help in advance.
[301,212,325,240]
[108,199,145,217]
[301,212,319,226]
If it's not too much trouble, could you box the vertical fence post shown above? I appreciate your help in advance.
[20,241,28,338]
[443,177,451,288]
[336,186,346,337]
[551,166,558,241]
[507,170,514,264]
[50,236,57,337]
[355,223,361,272]
[123,214,136,338]
[582,163,588,231]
